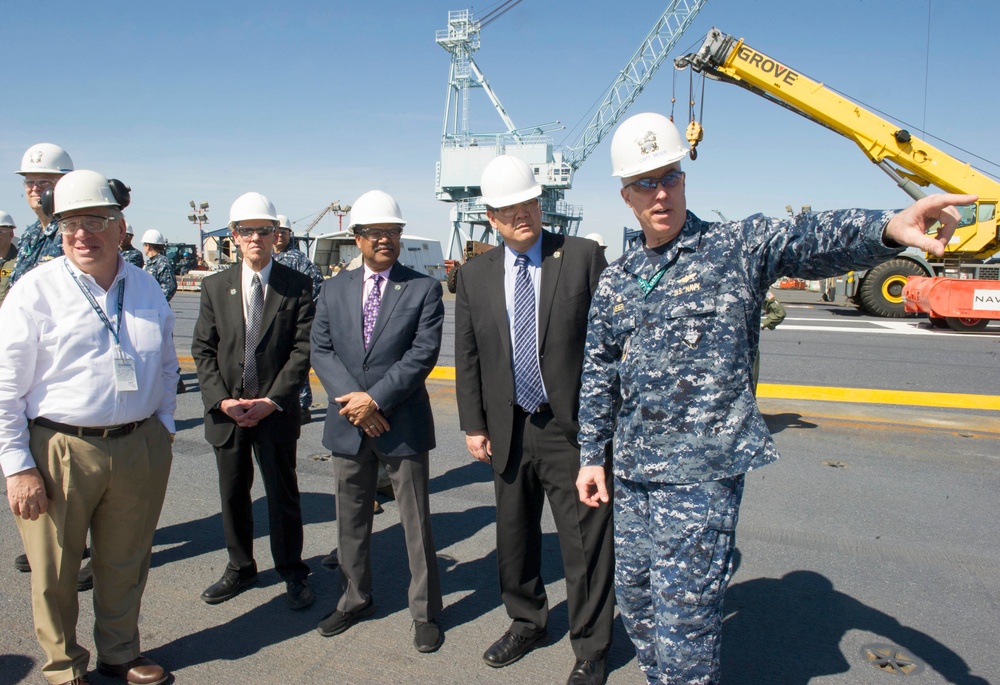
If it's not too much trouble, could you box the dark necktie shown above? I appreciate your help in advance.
[243,273,263,398]
[363,273,383,349]
[512,254,544,413]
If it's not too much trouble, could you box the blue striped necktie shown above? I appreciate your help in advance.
[512,254,544,413]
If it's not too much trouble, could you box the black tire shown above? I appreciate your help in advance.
[446,265,459,294]
[945,316,989,332]
[858,259,927,318]
[928,316,949,329]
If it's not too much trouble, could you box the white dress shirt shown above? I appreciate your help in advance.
[0,256,178,476]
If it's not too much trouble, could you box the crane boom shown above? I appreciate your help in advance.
[564,0,708,170]
[675,28,1000,260]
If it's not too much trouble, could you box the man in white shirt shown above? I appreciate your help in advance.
[0,170,177,685]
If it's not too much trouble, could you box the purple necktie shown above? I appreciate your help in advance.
[363,273,383,349]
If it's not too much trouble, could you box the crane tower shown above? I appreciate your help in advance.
[435,1,708,259]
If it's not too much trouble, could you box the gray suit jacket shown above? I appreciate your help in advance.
[311,261,444,457]
[454,231,608,474]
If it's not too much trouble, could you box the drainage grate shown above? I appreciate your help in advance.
[860,643,925,676]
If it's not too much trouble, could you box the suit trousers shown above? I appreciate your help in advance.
[17,418,172,685]
[214,425,309,582]
[333,437,442,622]
[494,407,615,661]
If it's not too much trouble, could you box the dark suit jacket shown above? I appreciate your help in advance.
[192,260,314,447]
[454,231,608,474]
[311,262,444,457]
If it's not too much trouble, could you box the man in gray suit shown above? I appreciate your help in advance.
[311,190,445,654]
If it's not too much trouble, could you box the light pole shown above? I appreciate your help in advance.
[187,200,210,264]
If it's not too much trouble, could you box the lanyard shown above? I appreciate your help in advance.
[65,260,125,347]
[635,266,667,299]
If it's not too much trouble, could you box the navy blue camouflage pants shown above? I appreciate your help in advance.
[614,474,744,685]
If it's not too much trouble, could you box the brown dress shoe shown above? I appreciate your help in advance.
[96,655,168,685]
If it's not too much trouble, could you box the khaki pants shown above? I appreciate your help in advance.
[16,418,173,684]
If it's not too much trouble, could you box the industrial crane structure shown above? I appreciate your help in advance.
[435,1,708,259]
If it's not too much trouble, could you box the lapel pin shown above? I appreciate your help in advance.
[394,284,401,291]
[554,251,562,259]
[229,288,237,295]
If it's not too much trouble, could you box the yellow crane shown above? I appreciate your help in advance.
[675,28,1000,325]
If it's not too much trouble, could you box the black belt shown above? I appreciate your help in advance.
[516,402,551,415]
[31,416,149,438]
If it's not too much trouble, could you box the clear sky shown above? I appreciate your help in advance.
[4,0,998,261]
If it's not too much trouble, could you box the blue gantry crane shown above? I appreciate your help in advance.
[435,0,709,259]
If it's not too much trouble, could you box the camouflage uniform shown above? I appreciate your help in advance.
[120,246,145,268]
[8,219,62,286]
[0,244,18,307]
[144,253,177,302]
[274,246,323,409]
[578,209,902,684]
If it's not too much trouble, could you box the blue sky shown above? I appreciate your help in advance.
[3,0,998,260]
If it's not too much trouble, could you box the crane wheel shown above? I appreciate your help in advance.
[858,259,926,317]
[945,316,989,332]
[928,316,949,329]
[446,265,459,294]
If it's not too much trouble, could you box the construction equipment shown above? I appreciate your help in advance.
[436,1,708,259]
[675,28,1000,324]
[444,239,493,293]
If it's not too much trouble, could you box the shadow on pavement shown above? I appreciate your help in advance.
[762,413,818,435]
[722,565,989,684]
[0,655,34,685]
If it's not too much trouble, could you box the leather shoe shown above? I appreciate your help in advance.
[567,657,607,685]
[483,630,548,668]
[320,549,339,571]
[77,559,94,592]
[286,579,315,610]
[97,655,168,685]
[413,619,443,653]
[14,553,30,572]
[201,573,258,604]
[317,596,376,637]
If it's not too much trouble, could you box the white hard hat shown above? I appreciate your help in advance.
[348,190,406,231]
[125,222,134,235]
[229,192,278,228]
[480,155,541,208]
[610,113,688,178]
[16,143,74,176]
[50,170,127,218]
[0,210,15,228]
[141,229,166,246]
[584,232,607,247]
[276,214,292,230]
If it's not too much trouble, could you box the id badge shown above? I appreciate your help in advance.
[114,356,139,392]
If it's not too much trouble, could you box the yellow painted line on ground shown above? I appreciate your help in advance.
[177,357,998,411]
[757,383,1000,411]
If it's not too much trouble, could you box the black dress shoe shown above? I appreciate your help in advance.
[320,549,339,571]
[413,619,443,653]
[201,573,258,604]
[77,560,94,592]
[286,579,315,610]
[14,553,30,572]
[482,630,548,668]
[567,657,607,685]
[316,597,376,637]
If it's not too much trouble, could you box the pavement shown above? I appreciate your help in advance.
[1,285,997,684]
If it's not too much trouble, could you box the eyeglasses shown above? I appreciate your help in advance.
[23,178,57,190]
[57,215,117,234]
[625,170,685,192]
[356,227,403,240]
[488,199,539,220]
[234,226,275,237]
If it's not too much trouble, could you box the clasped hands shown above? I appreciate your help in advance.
[336,391,390,437]
[221,398,278,428]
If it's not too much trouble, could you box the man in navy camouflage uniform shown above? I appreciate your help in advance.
[575,112,975,685]
[120,223,145,268]
[272,214,323,422]
[6,143,74,297]
[141,229,177,302]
